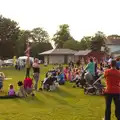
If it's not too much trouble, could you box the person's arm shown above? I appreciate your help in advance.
[96,74,104,81]
[85,63,89,71]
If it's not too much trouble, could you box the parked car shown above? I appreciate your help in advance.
[3,59,13,66]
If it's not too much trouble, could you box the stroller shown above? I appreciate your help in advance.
[40,71,58,91]
[84,77,104,95]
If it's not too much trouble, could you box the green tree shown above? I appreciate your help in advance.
[91,31,105,51]
[31,27,49,43]
[0,15,19,58]
[79,36,92,50]
[16,30,31,56]
[30,27,53,57]
[63,40,79,51]
[52,24,74,48]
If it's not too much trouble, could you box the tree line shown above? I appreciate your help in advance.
[0,15,117,59]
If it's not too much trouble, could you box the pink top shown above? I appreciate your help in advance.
[64,68,68,74]
[8,89,15,96]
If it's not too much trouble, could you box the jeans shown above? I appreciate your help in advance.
[105,93,120,120]
[33,73,39,90]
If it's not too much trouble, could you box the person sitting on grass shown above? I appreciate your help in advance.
[42,73,58,91]
[24,77,34,96]
[57,72,65,85]
[8,84,16,96]
[16,81,27,97]
[72,72,80,82]
[0,72,5,92]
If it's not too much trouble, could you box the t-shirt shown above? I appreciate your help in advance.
[8,89,15,96]
[33,67,40,73]
[24,78,33,89]
[104,69,120,94]
[86,62,95,76]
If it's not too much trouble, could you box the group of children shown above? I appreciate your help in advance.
[0,72,34,98]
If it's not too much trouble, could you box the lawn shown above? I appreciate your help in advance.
[0,65,116,120]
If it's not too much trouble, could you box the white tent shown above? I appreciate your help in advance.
[18,56,34,62]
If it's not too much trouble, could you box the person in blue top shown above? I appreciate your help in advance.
[57,72,65,85]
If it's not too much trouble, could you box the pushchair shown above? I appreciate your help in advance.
[84,78,104,95]
[40,72,58,91]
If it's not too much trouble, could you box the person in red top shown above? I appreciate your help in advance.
[103,60,120,120]
[24,77,33,94]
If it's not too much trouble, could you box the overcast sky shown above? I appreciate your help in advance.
[0,0,120,40]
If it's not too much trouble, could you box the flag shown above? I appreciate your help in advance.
[25,43,30,57]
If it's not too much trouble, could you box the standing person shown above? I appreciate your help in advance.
[103,60,120,120]
[26,57,31,78]
[85,58,95,84]
[116,58,120,70]
[85,58,95,76]
[94,58,98,80]
[32,58,40,90]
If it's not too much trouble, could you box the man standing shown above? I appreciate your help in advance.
[103,60,120,120]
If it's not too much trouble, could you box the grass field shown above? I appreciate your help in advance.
[0,65,116,120]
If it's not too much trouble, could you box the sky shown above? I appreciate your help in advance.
[0,0,120,40]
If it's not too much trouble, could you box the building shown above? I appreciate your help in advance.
[75,50,106,63]
[75,50,91,63]
[39,49,76,64]
[104,36,120,55]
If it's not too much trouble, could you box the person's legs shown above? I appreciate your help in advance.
[34,73,39,90]
[113,94,120,120]
[104,94,113,120]
[26,68,30,77]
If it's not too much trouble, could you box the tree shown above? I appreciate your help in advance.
[0,15,19,58]
[16,30,31,56]
[30,27,53,57]
[63,40,80,50]
[52,24,74,48]
[31,27,49,43]
[91,31,105,51]
[79,36,92,50]
[31,42,53,58]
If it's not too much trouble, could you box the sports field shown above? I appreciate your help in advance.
[0,66,116,120]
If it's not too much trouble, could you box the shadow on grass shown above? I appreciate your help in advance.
[43,92,73,107]
[54,87,75,98]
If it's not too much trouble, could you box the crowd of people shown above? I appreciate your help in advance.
[0,56,120,120]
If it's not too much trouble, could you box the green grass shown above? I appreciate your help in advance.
[0,65,116,120]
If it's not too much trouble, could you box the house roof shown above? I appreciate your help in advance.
[75,50,91,56]
[39,49,77,55]
[105,36,120,45]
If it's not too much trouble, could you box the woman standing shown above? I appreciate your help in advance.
[32,58,40,90]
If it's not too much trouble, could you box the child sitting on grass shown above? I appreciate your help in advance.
[8,84,16,96]
[16,81,27,97]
